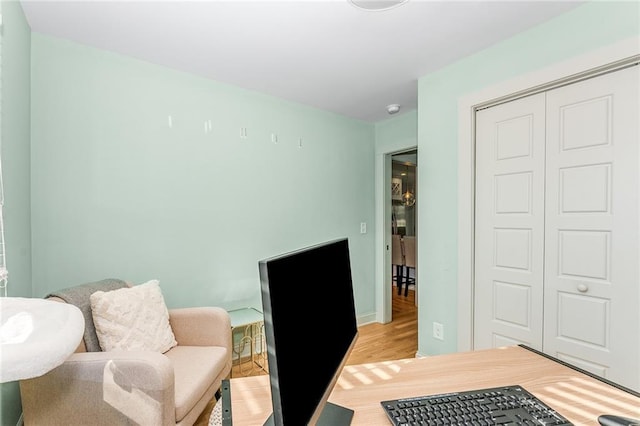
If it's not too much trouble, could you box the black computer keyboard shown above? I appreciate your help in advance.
[380,385,573,425]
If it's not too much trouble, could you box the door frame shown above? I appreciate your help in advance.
[456,36,640,351]
[375,143,418,324]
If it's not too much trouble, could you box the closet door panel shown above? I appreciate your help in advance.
[474,93,546,350]
[543,66,639,391]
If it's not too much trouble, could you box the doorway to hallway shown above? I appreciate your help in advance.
[390,149,417,319]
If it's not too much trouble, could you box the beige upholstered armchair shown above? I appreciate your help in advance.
[19,279,232,426]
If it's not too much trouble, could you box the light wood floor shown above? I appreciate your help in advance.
[194,287,417,425]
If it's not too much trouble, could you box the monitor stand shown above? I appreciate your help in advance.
[263,402,354,425]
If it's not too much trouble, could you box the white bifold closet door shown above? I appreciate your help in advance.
[474,65,639,391]
[474,93,546,351]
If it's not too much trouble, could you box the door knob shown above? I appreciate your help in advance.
[577,283,589,293]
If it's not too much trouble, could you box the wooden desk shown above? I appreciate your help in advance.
[228,345,640,425]
[230,346,640,426]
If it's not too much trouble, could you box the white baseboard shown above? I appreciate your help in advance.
[356,312,377,326]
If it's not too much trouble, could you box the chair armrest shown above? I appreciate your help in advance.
[20,351,175,426]
[169,306,232,349]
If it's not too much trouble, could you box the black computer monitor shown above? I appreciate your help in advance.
[258,238,359,426]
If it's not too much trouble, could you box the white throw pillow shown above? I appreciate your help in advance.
[90,279,177,353]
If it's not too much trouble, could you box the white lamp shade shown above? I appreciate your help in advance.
[1,297,84,383]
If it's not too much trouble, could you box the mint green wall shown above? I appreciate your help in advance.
[1,1,31,298]
[30,34,376,315]
[375,110,417,151]
[417,1,640,356]
[0,0,31,424]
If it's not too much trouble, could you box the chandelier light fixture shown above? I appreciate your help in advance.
[402,164,416,207]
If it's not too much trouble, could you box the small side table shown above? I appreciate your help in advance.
[227,307,268,377]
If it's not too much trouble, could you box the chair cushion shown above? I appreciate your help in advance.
[165,345,230,422]
[90,280,177,353]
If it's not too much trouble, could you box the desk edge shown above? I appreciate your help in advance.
[517,344,640,398]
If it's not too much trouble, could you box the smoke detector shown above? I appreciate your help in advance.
[386,104,401,115]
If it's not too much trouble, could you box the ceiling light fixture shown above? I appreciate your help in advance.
[387,104,401,114]
[402,164,416,207]
[349,0,409,12]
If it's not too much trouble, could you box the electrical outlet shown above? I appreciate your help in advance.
[433,322,444,340]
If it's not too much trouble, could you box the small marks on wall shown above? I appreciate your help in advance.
[204,120,213,134]
[165,114,307,149]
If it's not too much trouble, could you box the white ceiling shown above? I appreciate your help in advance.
[19,0,584,123]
